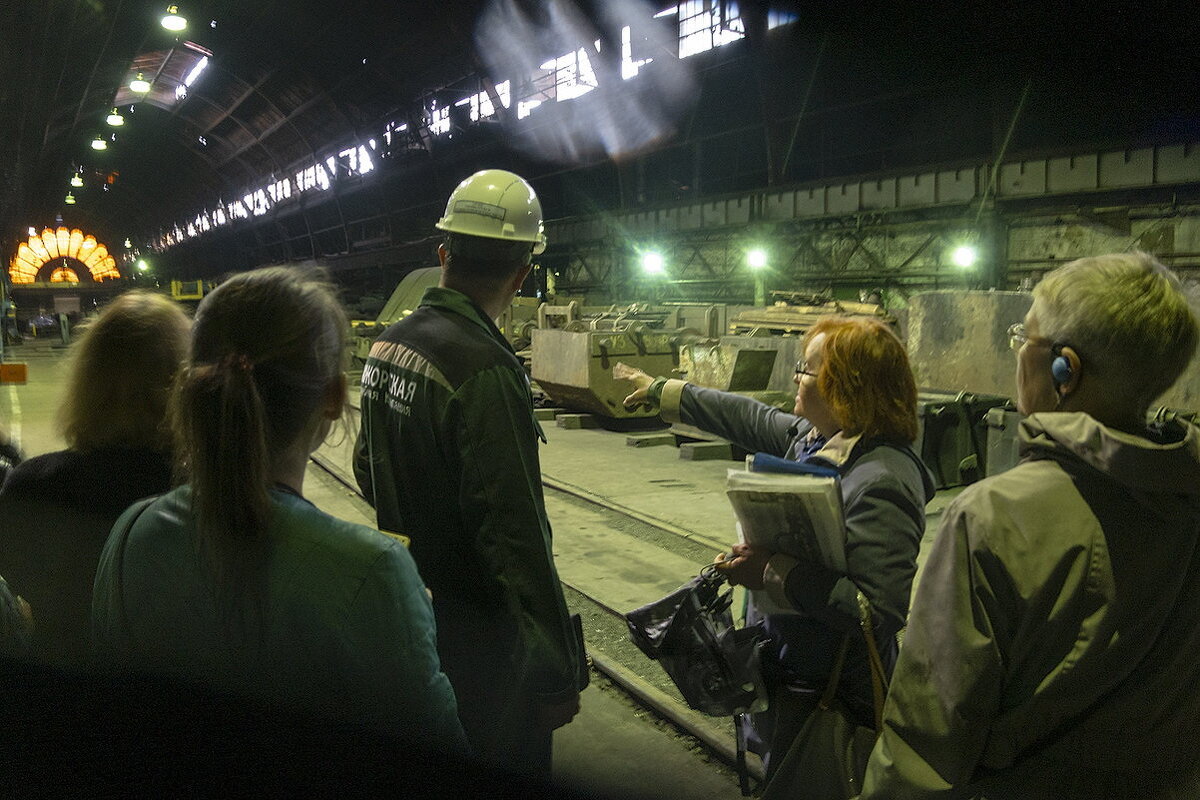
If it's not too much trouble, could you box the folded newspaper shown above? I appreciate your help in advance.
[726,454,845,614]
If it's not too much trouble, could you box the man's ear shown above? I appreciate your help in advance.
[438,244,449,267]
[1056,345,1083,395]
[324,373,348,419]
[509,262,533,294]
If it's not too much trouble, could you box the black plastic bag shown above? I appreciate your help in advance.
[625,565,767,717]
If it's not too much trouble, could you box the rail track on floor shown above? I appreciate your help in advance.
[309,414,760,780]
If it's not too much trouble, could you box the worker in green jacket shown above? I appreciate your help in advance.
[354,169,582,775]
[860,252,1200,798]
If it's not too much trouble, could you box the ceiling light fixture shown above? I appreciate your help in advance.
[106,108,125,126]
[65,193,76,205]
[91,136,108,151]
[70,174,84,187]
[950,244,979,269]
[130,73,152,93]
[161,5,187,31]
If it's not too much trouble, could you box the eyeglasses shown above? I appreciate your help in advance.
[1007,322,1054,352]
[794,359,817,378]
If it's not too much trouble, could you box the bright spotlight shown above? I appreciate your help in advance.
[951,245,978,268]
[161,5,187,31]
[747,249,767,270]
[137,260,149,271]
[641,251,665,275]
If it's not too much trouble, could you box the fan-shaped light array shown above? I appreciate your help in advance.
[8,227,120,284]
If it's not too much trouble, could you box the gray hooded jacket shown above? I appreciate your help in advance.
[861,412,1200,799]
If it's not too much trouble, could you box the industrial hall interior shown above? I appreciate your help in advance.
[1,0,1199,797]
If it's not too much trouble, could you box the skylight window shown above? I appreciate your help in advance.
[678,0,745,58]
[183,55,208,87]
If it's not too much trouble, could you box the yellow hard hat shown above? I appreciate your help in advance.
[435,169,547,255]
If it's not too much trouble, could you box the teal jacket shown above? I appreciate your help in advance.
[92,486,467,752]
[353,287,580,712]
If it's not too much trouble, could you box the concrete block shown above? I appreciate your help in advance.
[795,187,825,217]
[827,183,860,215]
[701,201,727,227]
[534,407,563,421]
[626,433,676,448]
[1157,144,1200,184]
[1099,148,1153,187]
[762,190,795,221]
[679,441,733,461]
[725,197,751,224]
[998,160,1047,196]
[937,167,979,202]
[861,178,897,210]
[1047,154,1098,193]
[898,172,936,207]
[676,204,704,230]
[906,289,1032,398]
[556,413,601,430]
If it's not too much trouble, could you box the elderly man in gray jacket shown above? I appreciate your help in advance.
[860,251,1200,799]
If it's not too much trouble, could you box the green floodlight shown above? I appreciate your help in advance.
[950,244,978,269]
[137,259,149,271]
[641,251,665,275]
[747,248,767,270]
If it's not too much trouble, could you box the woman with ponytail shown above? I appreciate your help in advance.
[92,267,465,751]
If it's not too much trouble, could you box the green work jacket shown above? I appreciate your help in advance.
[353,287,580,724]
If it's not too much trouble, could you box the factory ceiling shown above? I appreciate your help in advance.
[0,0,1195,278]
[0,0,488,250]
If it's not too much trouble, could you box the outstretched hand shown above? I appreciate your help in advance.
[613,362,655,410]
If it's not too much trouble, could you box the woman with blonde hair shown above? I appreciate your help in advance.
[616,315,934,789]
[92,267,465,749]
[0,290,190,662]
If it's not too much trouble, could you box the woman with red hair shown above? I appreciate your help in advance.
[616,315,934,786]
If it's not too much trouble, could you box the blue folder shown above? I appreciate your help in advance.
[746,452,839,479]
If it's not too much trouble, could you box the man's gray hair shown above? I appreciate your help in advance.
[1033,251,1199,413]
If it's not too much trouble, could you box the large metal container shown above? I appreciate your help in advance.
[907,290,1032,398]
[916,390,1012,489]
[531,327,695,417]
[681,335,802,410]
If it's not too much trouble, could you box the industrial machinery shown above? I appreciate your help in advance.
[727,292,892,336]
[681,335,802,410]
[531,294,892,418]
[531,304,708,417]
[916,390,1012,489]
[350,267,440,365]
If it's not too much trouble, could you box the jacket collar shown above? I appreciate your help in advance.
[1020,412,1200,497]
[811,430,864,469]
[418,286,516,356]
